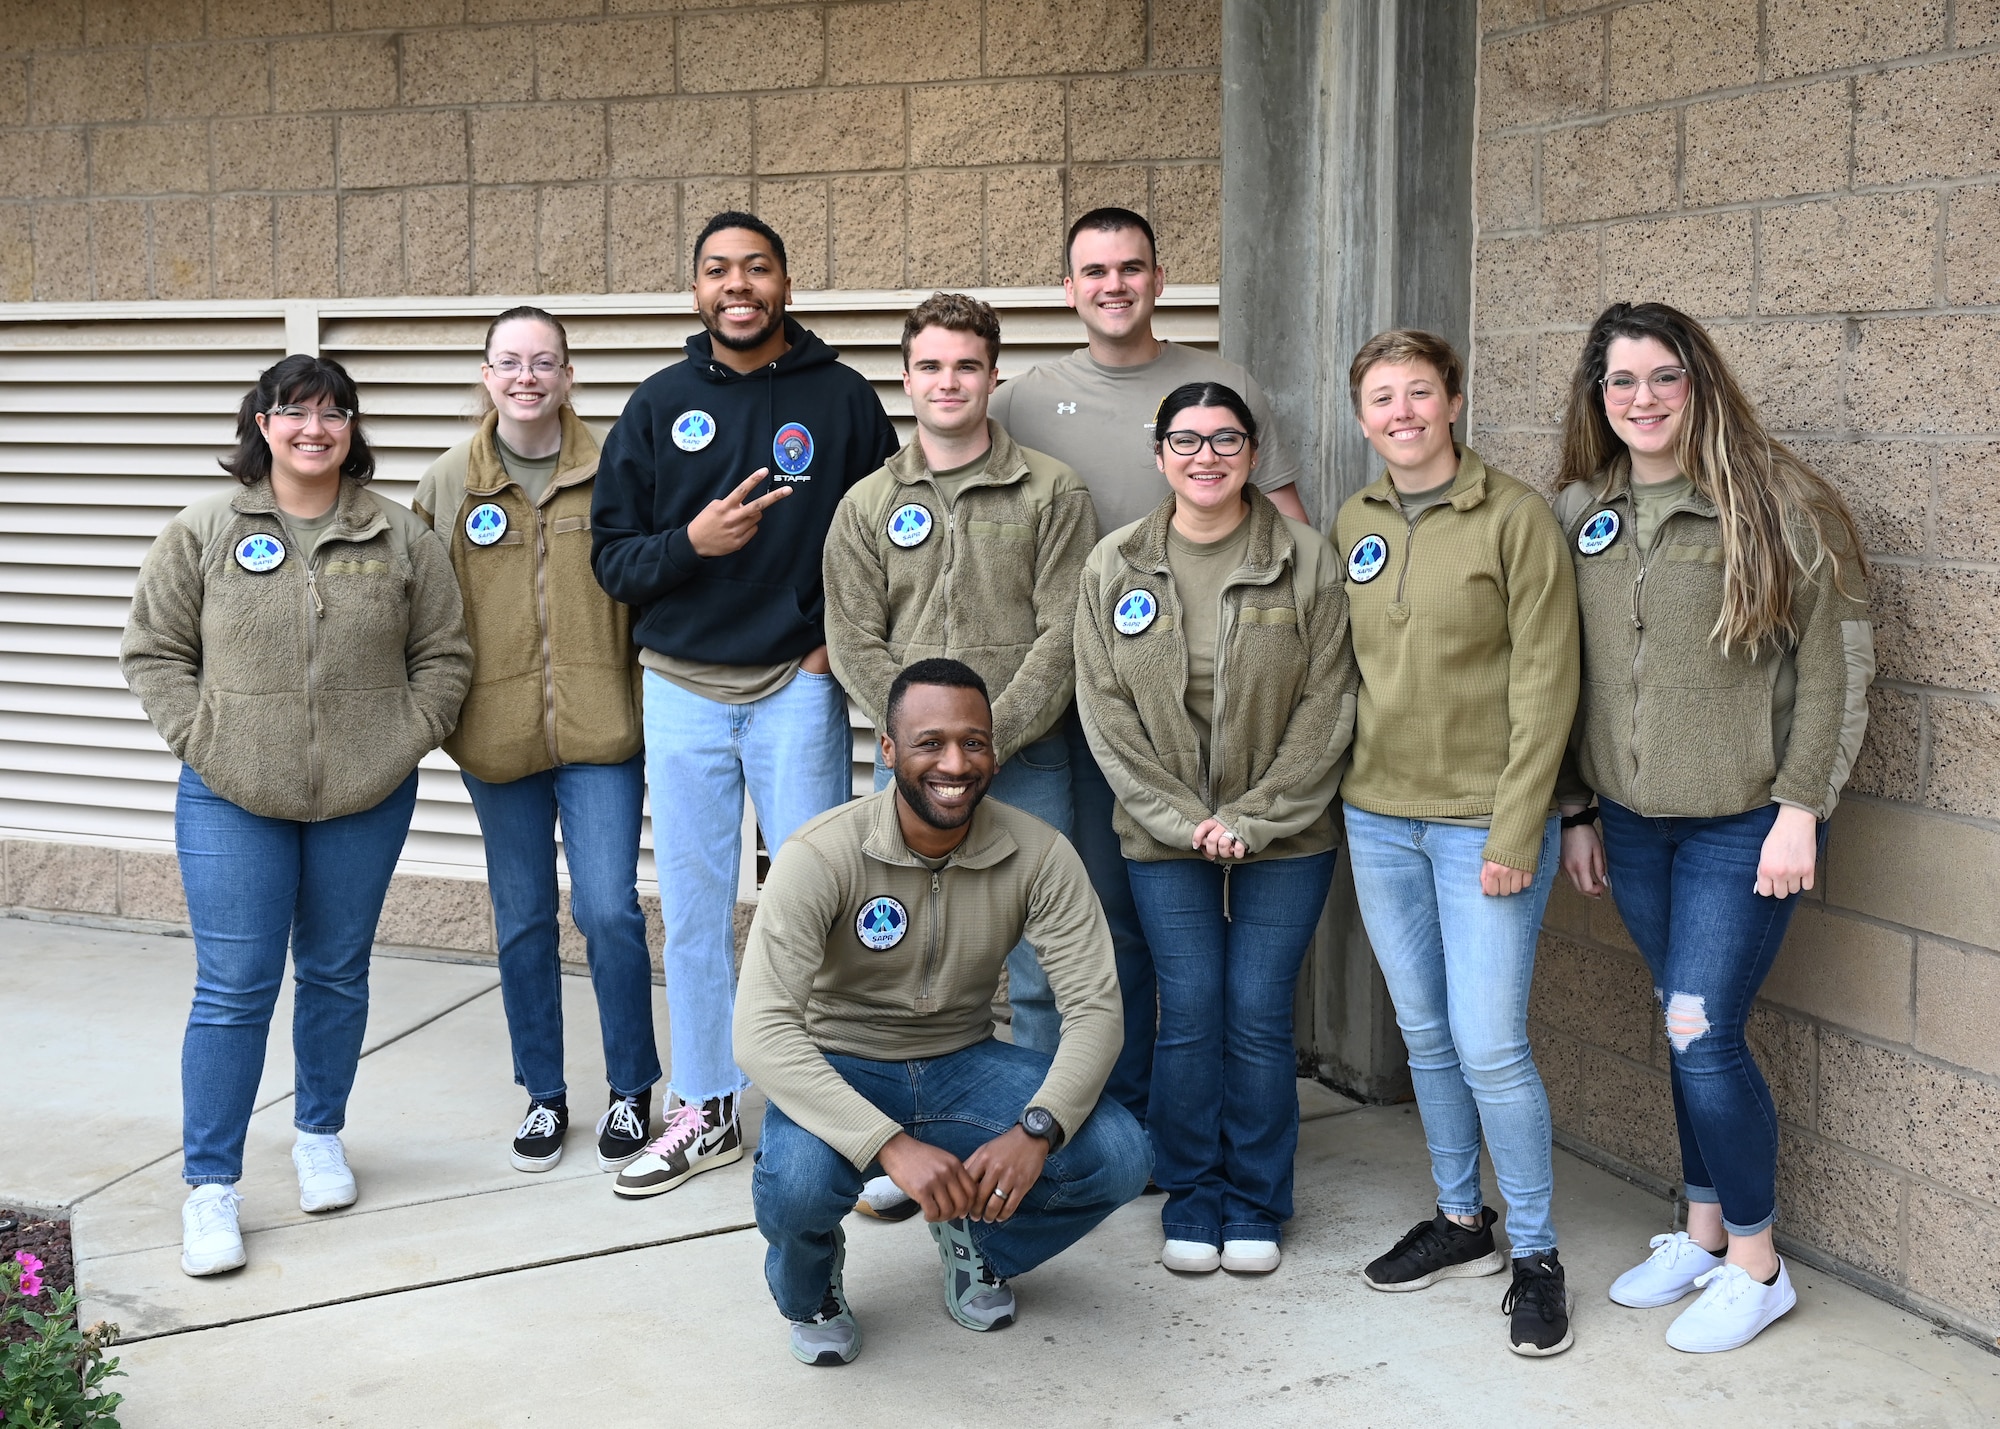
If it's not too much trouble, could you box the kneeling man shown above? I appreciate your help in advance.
[736,658,1150,1366]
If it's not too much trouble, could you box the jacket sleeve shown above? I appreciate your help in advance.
[120,520,207,762]
[590,399,708,605]
[1771,535,1872,819]
[1486,492,1581,873]
[1213,574,1358,854]
[1548,481,1598,809]
[821,495,901,733]
[733,842,908,1171]
[991,485,1098,763]
[403,527,473,750]
[1020,836,1126,1145]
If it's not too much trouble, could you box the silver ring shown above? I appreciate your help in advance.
[990,1187,1009,1199]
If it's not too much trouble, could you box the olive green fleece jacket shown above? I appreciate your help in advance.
[1075,486,1358,863]
[1333,447,1579,874]
[733,788,1123,1171]
[122,477,471,823]
[823,421,1099,763]
[1553,463,1873,820]
[413,407,642,784]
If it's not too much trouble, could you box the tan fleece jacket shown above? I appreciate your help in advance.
[1075,486,1357,863]
[1553,463,1873,820]
[823,421,1099,763]
[733,788,1123,1171]
[122,477,471,822]
[413,408,642,784]
[1333,447,1579,874]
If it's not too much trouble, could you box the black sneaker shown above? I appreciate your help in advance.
[1503,1250,1574,1357]
[1363,1206,1505,1291]
[510,1098,568,1173]
[595,1089,651,1171]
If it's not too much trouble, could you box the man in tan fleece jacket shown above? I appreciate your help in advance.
[735,659,1149,1367]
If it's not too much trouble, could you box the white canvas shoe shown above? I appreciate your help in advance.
[1162,1239,1221,1273]
[1609,1231,1724,1308]
[1221,1240,1282,1274]
[293,1132,358,1213]
[1666,1259,1797,1353]
[180,1185,246,1277]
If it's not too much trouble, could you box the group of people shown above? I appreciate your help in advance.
[121,205,1872,1369]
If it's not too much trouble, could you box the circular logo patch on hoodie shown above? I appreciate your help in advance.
[1347,534,1388,584]
[1114,589,1158,636]
[672,409,716,452]
[1577,509,1621,556]
[773,422,814,478]
[465,503,509,546]
[887,503,932,548]
[234,532,286,573]
[856,896,908,950]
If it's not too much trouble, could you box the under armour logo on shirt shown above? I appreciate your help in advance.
[1056,402,1077,415]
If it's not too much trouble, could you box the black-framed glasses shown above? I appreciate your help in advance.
[1163,428,1249,457]
[265,405,354,430]
[1601,366,1688,407]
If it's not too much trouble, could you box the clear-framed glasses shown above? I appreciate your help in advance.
[265,404,354,430]
[486,358,564,377]
[1163,427,1249,457]
[1601,366,1688,407]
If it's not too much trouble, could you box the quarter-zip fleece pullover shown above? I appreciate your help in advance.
[122,477,471,822]
[414,407,642,784]
[1553,461,1872,820]
[733,788,1123,1170]
[1333,447,1579,874]
[1075,486,1357,863]
[590,318,899,667]
[822,420,1099,762]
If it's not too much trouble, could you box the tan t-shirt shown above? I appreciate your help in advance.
[493,431,560,505]
[1164,513,1254,763]
[926,449,990,508]
[988,341,1303,535]
[278,506,337,567]
[1631,472,1694,552]
[641,651,803,705]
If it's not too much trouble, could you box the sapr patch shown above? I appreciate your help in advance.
[672,409,716,452]
[855,896,909,950]
[1347,534,1388,584]
[465,503,509,547]
[1113,588,1158,636]
[887,503,933,548]
[234,532,286,572]
[1577,509,1621,556]
[773,422,814,477]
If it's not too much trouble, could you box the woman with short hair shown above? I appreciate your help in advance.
[1554,301,1871,1353]
[123,355,470,1278]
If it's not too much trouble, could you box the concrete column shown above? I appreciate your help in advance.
[1221,0,1476,1100]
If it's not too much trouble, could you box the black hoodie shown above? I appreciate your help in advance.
[592,318,898,666]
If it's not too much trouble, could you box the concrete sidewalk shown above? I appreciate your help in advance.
[6,916,1997,1427]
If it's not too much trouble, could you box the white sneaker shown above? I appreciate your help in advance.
[1609,1231,1724,1308]
[1162,1239,1221,1273]
[1221,1240,1281,1274]
[853,1174,920,1222]
[180,1185,246,1277]
[293,1132,358,1213]
[1666,1258,1797,1353]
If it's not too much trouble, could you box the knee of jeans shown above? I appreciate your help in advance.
[753,1132,855,1224]
[190,977,283,1027]
[567,885,643,945]
[1662,991,1714,1055]
[1073,1101,1152,1202]
[1457,1042,1539,1094]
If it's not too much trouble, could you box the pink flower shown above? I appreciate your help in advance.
[11,1251,42,1297]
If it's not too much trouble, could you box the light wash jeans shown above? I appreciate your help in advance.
[1343,805,1562,1256]
[643,668,851,1104]
[873,727,1073,1053]
[461,753,660,1105]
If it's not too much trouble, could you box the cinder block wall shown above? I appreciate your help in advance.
[0,0,1221,299]
[1473,0,2000,1343]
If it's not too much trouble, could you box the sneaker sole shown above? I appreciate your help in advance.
[1609,1279,1701,1309]
[511,1147,564,1174]
[853,1197,922,1222]
[791,1339,861,1367]
[612,1143,744,1198]
[1221,1252,1281,1274]
[181,1249,246,1277]
[1363,1248,1506,1292]
[1162,1250,1221,1274]
[596,1147,646,1173]
[1508,1290,1577,1357]
[299,1190,356,1214]
[1665,1283,1797,1353]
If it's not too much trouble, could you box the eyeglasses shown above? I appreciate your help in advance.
[1163,428,1249,457]
[266,405,354,430]
[1601,367,1688,407]
[486,358,564,377]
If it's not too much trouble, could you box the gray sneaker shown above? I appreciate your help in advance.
[789,1226,860,1366]
[928,1217,1016,1331]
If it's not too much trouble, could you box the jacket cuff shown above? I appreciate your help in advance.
[664,526,704,579]
[1480,828,1544,875]
[845,1117,906,1175]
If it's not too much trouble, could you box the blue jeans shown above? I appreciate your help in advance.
[751,1038,1151,1320]
[873,728,1073,1054]
[1344,805,1561,1256]
[643,668,851,1103]
[1597,799,1818,1236]
[461,753,660,1104]
[1065,709,1156,1124]
[176,765,417,1185]
[1128,851,1336,1247]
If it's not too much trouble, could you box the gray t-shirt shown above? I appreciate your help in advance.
[988,341,1303,536]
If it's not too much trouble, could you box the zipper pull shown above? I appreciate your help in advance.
[1631,565,1645,630]
[931,871,941,893]
[307,566,324,617]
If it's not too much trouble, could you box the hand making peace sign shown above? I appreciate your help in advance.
[686,468,792,557]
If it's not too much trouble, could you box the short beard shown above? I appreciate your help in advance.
[892,762,987,831]
[706,305,785,353]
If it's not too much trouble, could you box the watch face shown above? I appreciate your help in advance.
[1024,1108,1052,1137]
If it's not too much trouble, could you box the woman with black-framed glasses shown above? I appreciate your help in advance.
[1075,380,1355,1278]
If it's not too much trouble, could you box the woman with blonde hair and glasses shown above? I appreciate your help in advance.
[1553,301,1871,1353]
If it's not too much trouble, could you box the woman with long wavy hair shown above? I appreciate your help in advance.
[1553,302,1872,1354]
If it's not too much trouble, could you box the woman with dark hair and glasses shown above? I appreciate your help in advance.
[414,307,658,1181]
[122,354,470,1279]
[1075,380,1354,1278]
[1553,302,1870,1353]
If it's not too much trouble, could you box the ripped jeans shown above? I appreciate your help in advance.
[1597,799,1820,1237]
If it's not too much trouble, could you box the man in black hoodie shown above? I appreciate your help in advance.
[592,212,899,1200]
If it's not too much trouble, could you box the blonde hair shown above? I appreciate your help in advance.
[1556,302,1866,655]
[1347,329,1465,409]
[475,306,573,419]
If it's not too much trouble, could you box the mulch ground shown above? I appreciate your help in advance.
[1,1207,76,1345]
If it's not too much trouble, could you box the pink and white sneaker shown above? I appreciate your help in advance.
[612,1092,742,1198]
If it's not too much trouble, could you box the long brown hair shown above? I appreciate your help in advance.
[1556,302,1866,655]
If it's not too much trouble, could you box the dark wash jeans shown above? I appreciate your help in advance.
[176,765,416,1184]
[1597,798,1824,1236]
[751,1038,1151,1321]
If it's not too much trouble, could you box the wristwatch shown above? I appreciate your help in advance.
[1020,1106,1065,1152]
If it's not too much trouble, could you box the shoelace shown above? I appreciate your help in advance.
[1388,1216,1460,1266]
[188,1189,242,1235]
[295,1139,348,1178]
[516,1104,562,1140]
[640,1101,708,1157]
[1502,1261,1565,1324]
[1646,1231,1709,1267]
[1691,1263,1757,1306]
[596,1097,645,1142]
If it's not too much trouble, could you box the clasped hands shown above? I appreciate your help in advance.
[876,1125,1048,1225]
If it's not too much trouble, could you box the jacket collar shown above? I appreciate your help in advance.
[465,406,602,501]
[1116,480,1293,580]
[233,476,388,543]
[860,786,1018,872]
[882,419,1029,491]
[1359,443,1492,513]
[1592,455,1719,519]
